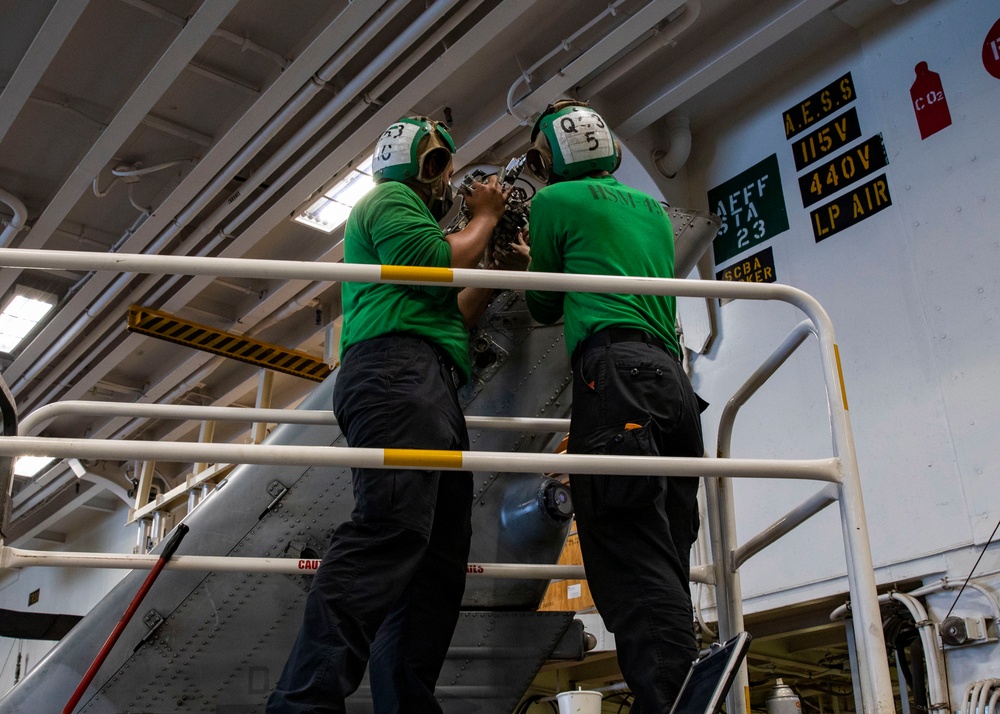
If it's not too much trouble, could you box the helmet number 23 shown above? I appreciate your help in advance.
[378,123,405,160]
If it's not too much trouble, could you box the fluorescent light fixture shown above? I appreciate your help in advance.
[295,155,375,233]
[14,456,55,478]
[0,290,55,353]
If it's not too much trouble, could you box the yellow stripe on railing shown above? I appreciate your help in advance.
[380,265,454,282]
[383,449,464,469]
[834,343,849,411]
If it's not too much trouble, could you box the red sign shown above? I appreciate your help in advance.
[984,17,1000,79]
[910,62,952,139]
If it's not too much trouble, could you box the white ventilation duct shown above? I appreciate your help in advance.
[652,113,692,179]
[0,188,27,247]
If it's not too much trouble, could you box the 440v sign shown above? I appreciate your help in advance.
[798,135,888,208]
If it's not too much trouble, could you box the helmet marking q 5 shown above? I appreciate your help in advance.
[528,103,620,182]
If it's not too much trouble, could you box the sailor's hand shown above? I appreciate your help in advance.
[490,228,530,271]
[463,175,507,222]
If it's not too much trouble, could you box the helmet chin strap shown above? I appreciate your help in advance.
[406,174,454,221]
[427,177,454,221]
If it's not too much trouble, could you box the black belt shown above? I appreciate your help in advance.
[420,337,461,388]
[572,327,676,364]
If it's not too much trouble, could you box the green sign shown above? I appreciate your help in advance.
[709,154,789,265]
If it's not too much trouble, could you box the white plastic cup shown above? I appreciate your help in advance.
[556,689,603,714]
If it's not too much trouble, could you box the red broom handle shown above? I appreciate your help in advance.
[63,524,189,714]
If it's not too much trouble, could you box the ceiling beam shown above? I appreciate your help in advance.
[0,0,92,142]
[616,0,843,137]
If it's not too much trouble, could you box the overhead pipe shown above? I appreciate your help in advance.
[194,0,476,247]
[0,188,28,247]
[167,0,412,234]
[831,591,949,712]
[617,0,846,137]
[3,1,401,394]
[460,0,687,172]
[92,158,198,199]
[575,1,701,99]
[506,0,632,122]
[90,0,399,261]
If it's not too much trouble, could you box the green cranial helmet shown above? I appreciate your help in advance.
[527,101,621,183]
[371,116,457,184]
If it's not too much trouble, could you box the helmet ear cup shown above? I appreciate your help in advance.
[418,146,452,183]
[526,139,553,184]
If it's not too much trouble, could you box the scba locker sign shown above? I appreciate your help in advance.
[708,154,790,265]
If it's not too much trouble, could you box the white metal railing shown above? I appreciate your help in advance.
[0,546,713,584]
[0,437,840,480]
[18,401,573,437]
[0,247,895,714]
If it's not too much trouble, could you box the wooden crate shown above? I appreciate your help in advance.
[538,523,596,612]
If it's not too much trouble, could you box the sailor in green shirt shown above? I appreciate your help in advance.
[269,117,506,713]
[525,101,707,712]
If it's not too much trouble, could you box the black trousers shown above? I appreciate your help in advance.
[267,335,473,713]
[568,330,705,713]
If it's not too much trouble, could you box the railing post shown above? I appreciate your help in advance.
[705,473,748,714]
[814,328,895,714]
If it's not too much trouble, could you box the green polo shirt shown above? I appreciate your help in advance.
[525,175,680,358]
[339,181,471,382]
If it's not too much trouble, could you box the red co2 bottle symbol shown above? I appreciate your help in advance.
[910,62,952,140]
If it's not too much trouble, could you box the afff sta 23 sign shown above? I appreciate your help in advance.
[709,154,790,265]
